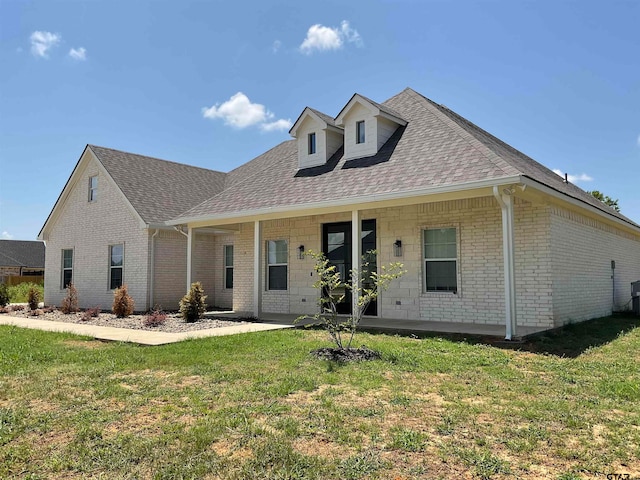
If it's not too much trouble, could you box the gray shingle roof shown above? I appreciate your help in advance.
[0,240,45,268]
[307,108,337,127]
[175,87,636,228]
[89,145,227,225]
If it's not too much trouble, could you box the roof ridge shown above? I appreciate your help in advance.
[88,145,227,175]
[401,89,517,177]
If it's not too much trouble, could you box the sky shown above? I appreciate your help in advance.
[1,0,639,241]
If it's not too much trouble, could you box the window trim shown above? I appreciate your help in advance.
[88,175,98,202]
[356,120,365,144]
[423,227,459,294]
[61,248,73,289]
[224,244,234,289]
[266,239,288,291]
[109,243,124,290]
[308,132,316,155]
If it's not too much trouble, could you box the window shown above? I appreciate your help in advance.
[88,176,98,202]
[267,240,287,290]
[109,244,124,290]
[224,245,234,289]
[356,120,365,144]
[61,249,73,288]
[308,132,316,155]
[423,228,457,292]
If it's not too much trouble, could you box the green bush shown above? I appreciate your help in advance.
[179,282,207,322]
[0,284,9,307]
[7,282,44,304]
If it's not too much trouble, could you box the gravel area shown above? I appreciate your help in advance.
[1,307,249,333]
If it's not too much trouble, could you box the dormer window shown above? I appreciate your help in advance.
[308,132,316,154]
[356,121,365,144]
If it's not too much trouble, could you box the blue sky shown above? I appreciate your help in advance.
[1,0,639,240]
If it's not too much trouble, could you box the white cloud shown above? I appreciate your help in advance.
[299,20,362,54]
[202,92,291,132]
[261,118,293,132]
[30,31,61,58]
[272,40,282,53]
[552,169,594,183]
[1,231,13,240]
[68,47,87,60]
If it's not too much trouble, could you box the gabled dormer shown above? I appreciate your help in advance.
[290,107,344,169]
[335,94,407,161]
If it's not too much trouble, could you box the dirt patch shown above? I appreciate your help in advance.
[61,339,108,349]
[311,346,381,362]
[292,437,355,459]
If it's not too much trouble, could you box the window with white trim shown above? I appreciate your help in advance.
[61,249,73,288]
[356,120,365,144]
[308,132,316,155]
[109,244,124,290]
[88,176,98,202]
[267,240,287,290]
[224,245,234,289]
[423,228,457,292]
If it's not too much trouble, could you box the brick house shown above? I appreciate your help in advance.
[39,88,640,337]
[0,240,45,284]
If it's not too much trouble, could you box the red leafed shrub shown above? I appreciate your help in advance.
[143,309,167,328]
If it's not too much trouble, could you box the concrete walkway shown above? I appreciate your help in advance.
[0,315,294,346]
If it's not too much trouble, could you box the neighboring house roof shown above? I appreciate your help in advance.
[89,145,227,225]
[174,87,636,228]
[0,240,45,268]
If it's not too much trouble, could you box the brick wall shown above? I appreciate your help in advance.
[550,207,640,326]
[43,157,150,310]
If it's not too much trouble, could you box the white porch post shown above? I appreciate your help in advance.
[351,209,361,316]
[493,186,517,339]
[186,226,194,292]
[253,220,262,317]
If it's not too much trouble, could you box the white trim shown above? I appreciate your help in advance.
[148,229,159,310]
[186,226,193,292]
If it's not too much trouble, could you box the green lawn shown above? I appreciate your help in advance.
[1,315,639,479]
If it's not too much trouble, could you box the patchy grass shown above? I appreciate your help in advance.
[0,315,639,479]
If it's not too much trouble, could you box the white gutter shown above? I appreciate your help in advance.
[168,175,522,226]
[148,229,159,310]
[493,186,517,340]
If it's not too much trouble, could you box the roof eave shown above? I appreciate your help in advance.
[169,175,524,226]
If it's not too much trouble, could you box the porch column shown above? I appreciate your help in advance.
[493,186,517,340]
[351,209,361,316]
[186,226,194,291]
[253,220,262,317]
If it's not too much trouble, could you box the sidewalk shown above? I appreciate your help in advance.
[0,315,294,345]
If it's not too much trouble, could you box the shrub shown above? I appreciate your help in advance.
[27,286,41,310]
[81,307,101,321]
[112,285,134,318]
[11,305,25,311]
[0,306,8,314]
[42,306,55,313]
[0,284,9,307]
[7,282,43,303]
[144,309,167,327]
[60,283,79,314]
[179,282,207,322]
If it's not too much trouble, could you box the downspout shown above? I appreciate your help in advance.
[148,229,159,310]
[493,186,517,340]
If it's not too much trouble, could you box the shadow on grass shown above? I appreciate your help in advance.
[357,313,640,359]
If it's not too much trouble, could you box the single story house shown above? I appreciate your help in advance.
[0,239,45,285]
[39,87,640,338]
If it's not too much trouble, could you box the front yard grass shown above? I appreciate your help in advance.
[0,315,639,479]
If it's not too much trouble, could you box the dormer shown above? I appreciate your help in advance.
[290,107,344,169]
[335,94,407,161]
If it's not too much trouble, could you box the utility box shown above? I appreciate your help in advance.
[632,281,640,315]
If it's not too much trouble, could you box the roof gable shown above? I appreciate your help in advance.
[289,107,341,137]
[335,93,407,127]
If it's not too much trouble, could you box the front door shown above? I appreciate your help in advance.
[322,219,377,316]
